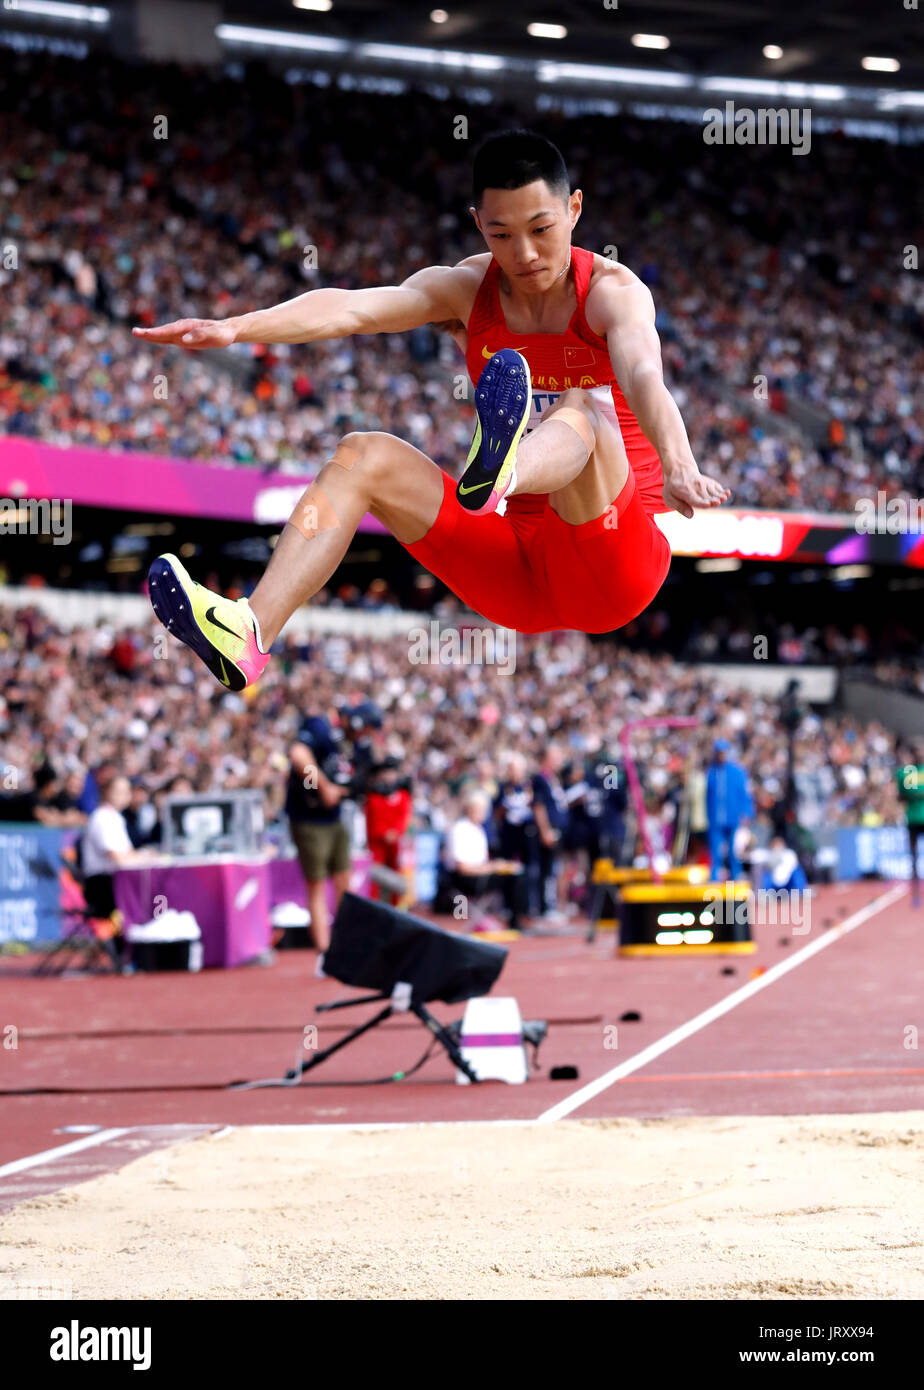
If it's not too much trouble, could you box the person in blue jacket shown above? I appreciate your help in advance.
[706,738,753,880]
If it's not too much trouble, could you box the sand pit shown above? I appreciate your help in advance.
[2,1112,922,1300]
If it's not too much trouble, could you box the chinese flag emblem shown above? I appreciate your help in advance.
[564,345,597,369]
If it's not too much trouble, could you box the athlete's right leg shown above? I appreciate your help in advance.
[250,432,445,648]
[149,430,448,687]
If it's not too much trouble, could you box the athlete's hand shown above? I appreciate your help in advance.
[662,462,730,518]
[132,318,238,349]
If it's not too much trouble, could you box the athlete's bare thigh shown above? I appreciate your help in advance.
[353,431,446,545]
[545,391,631,527]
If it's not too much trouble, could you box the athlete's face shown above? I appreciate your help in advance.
[471,179,582,293]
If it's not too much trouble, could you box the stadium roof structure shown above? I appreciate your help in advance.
[0,2,920,122]
[1,0,920,89]
[207,0,923,89]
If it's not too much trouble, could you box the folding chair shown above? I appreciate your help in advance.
[29,844,121,976]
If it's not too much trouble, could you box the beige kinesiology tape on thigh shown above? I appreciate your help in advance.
[329,439,359,470]
[545,406,596,457]
[288,480,343,542]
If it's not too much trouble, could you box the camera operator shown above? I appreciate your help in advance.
[336,702,383,767]
[286,711,356,952]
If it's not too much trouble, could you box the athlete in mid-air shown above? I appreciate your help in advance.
[133,129,729,689]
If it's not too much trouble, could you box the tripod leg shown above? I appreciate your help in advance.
[288,1004,395,1080]
[413,1004,481,1084]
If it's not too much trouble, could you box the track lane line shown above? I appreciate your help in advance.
[0,1127,129,1178]
[536,883,908,1123]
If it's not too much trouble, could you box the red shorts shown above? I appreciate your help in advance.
[401,465,671,634]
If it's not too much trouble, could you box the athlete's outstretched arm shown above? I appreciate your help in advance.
[590,276,730,517]
[132,265,466,349]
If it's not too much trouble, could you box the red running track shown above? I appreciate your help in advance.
[0,881,921,1189]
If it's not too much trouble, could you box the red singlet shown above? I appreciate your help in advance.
[401,247,671,634]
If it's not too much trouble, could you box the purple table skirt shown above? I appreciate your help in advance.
[115,853,373,968]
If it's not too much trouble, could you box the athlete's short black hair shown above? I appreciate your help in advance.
[472,128,570,206]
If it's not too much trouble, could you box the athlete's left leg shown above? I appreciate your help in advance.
[525,391,671,635]
[509,387,630,523]
[148,429,447,690]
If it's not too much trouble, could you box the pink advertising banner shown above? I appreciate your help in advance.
[7,434,921,567]
[0,435,388,533]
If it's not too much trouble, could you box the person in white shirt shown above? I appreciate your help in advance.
[81,774,159,967]
[444,791,524,931]
[447,796,488,874]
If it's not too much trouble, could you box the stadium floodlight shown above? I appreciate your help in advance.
[631,34,670,51]
[216,24,348,54]
[763,45,784,61]
[877,90,924,110]
[831,565,872,581]
[430,8,449,22]
[862,56,900,73]
[528,22,567,40]
[358,42,505,71]
[1,0,109,22]
[293,0,332,11]
[696,558,742,573]
[701,76,847,101]
[538,60,693,88]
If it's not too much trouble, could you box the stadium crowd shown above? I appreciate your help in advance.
[1,53,922,511]
[1,604,919,871]
[866,660,924,698]
[677,615,909,667]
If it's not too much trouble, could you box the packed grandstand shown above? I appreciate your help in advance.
[1,49,922,870]
[1,52,922,513]
[1,602,920,842]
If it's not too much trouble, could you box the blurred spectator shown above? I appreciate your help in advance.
[80,771,159,968]
[363,757,413,905]
[492,752,536,927]
[442,788,525,932]
[124,780,159,847]
[33,766,87,827]
[756,835,809,894]
[531,742,570,919]
[109,632,138,678]
[706,739,754,880]
[895,758,924,909]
